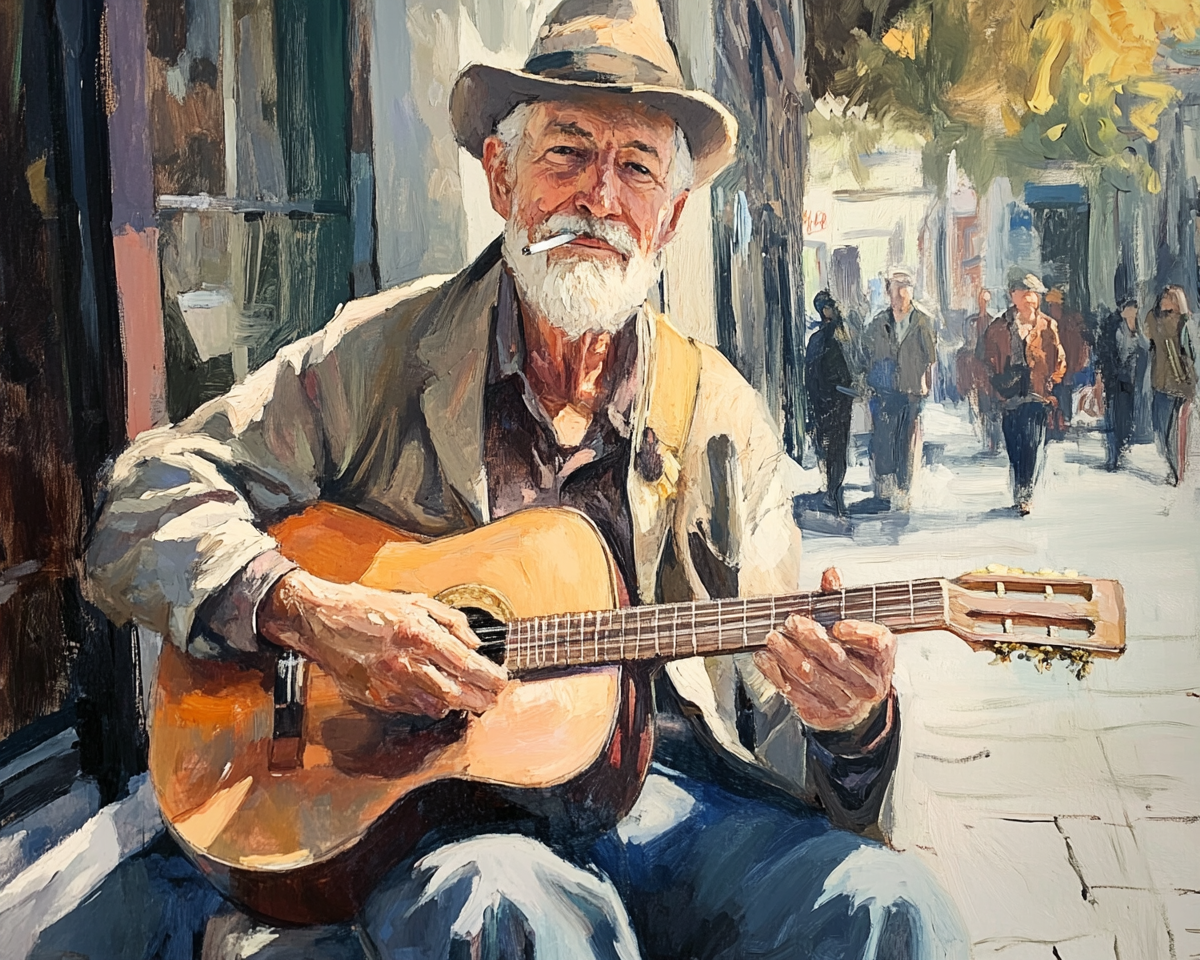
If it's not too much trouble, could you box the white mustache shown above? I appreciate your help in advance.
[532,215,640,260]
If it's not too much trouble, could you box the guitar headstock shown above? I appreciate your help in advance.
[946,565,1125,679]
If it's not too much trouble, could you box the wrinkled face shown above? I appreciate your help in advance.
[1012,289,1040,316]
[481,98,689,337]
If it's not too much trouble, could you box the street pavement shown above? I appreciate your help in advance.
[797,401,1200,960]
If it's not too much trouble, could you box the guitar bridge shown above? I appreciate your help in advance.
[269,649,307,772]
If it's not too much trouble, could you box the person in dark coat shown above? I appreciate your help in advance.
[806,291,856,514]
[982,272,1066,514]
[1095,297,1147,471]
[864,267,937,508]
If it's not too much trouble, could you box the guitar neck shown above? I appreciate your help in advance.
[503,578,949,672]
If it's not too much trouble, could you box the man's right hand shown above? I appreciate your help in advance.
[259,570,508,719]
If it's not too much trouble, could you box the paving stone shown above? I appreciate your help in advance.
[1099,726,1200,821]
[1163,891,1200,960]
[1131,820,1200,892]
[1056,818,1154,890]
[1087,888,1173,959]
[926,817,1096,944]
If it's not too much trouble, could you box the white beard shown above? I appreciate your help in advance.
[502,214,662,339]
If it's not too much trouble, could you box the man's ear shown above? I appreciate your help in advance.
[482,137,513,219]
[657,191,689,247]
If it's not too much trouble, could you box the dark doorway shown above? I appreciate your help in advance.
[1026,184,1092,318]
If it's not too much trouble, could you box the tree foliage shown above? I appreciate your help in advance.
[815,0,1200,189]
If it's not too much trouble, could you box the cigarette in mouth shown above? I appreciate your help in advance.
[522,232,578,256]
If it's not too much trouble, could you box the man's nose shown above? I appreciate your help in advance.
[575,156,621,220]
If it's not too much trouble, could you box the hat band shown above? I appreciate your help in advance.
[524,49,683,89]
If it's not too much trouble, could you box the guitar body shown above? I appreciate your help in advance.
[150,504,655,925]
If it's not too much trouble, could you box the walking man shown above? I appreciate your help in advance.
[983,272,1066,514]
[865,267,937,509]
[1095,297,1146,471]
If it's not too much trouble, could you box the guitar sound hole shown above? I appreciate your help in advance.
[461,606,508,665]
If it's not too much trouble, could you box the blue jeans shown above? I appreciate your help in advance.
[1152,390,1189,482]
[869,395,922,492]
[362,766,969,959]
[1001,400,1048,505]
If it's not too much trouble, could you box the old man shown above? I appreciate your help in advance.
[864,267,937,510]
[86,1,966,957]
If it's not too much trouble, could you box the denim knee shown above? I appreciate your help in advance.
[813,843,969,960]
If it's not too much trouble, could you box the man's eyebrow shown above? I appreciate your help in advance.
[550,121,595,139]
[622,140,660,158]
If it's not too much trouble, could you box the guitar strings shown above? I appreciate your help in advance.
[470,582,948,644]
[498,583,947,647]
[495,585,954,668]
[476,576,1079,668]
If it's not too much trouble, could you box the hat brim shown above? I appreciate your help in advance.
[450,63,738,188]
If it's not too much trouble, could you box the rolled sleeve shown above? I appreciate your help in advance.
[190,549,299,656]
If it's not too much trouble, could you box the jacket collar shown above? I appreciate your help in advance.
[417,239,506,525]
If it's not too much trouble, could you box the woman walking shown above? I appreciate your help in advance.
[1144,287,1196,485]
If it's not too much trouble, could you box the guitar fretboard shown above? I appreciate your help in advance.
[502,579,948,672]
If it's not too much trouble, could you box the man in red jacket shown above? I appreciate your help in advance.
[983,272,1066,514]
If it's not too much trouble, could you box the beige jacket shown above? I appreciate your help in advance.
[87,241,887,824]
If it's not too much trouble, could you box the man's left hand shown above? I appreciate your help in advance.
[753,567,895,733]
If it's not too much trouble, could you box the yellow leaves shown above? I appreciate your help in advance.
[1028,15,1073,114]
[882,26,917,59]
[1131,80,1180,103]
[1125,80,1180,139]
[1046,123,1068,140]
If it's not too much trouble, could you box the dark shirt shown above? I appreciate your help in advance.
[484,270,641,594]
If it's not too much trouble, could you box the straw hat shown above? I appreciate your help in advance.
[449,0,738,187]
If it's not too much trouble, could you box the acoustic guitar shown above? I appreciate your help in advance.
[150,502,1125,924]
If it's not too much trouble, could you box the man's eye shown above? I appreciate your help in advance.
[548,146,580,158]
[625,162,653,177]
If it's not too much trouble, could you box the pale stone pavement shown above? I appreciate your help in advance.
[798,402,1200,960]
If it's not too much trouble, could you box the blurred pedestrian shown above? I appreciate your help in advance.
[1144,286,1196,485]
[1095,298,1146,471]
[806,291,856,514]
[1043,285,1091,440]
[957,288,1002,455]
[983,272,1066,514]
[865,267,937,509]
